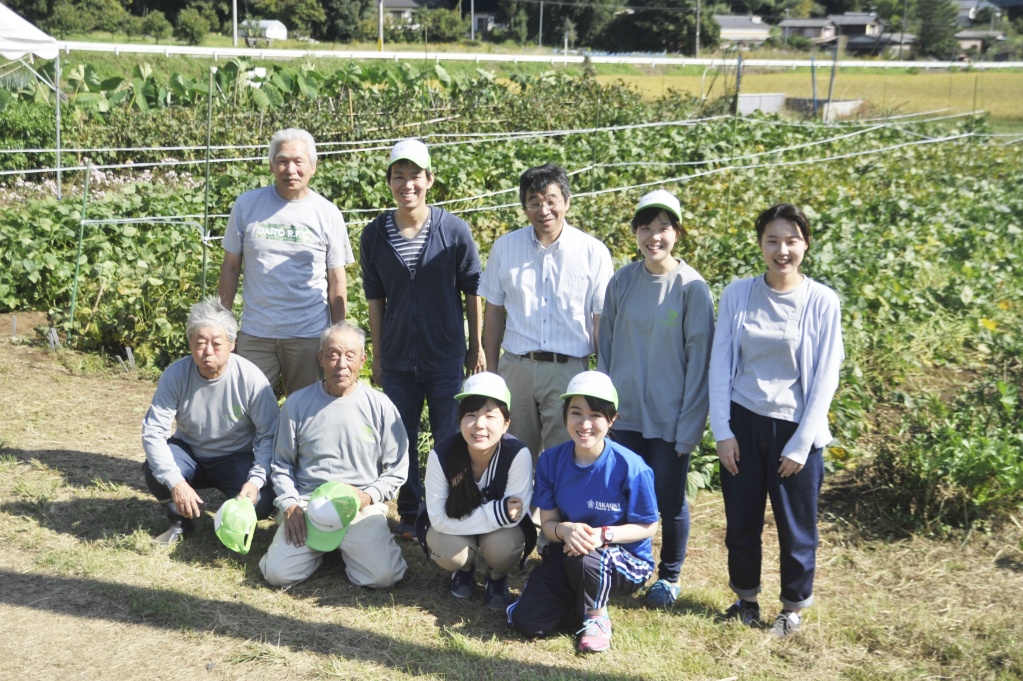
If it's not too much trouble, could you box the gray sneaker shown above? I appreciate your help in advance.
[151,519,194,546]
[643,579,680,609]
[771,610,801,637]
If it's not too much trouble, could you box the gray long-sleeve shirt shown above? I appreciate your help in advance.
[142,354,280,490]
[270,381,410,511]
[598,260,715,453]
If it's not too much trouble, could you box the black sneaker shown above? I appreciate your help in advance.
[484,575,510,610]
[719,599,761,626]
[393,516,416,540]
[449,569,475,599]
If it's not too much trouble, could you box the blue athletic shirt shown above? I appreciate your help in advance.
[534,439,659,569]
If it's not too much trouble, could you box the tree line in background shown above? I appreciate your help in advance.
[4,0,1022,56]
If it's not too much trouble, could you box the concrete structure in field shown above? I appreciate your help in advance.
[737,93,785,115]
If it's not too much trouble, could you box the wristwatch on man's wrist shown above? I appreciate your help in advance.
[600,526,614,547]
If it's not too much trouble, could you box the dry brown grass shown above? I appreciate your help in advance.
[595,70,1023,123]
[1,332,1022,680]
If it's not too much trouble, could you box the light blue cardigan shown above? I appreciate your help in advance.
[708,275,845,466]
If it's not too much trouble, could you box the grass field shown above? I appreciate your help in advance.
[2,331,1022,681]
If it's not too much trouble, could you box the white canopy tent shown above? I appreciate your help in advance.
[1,2,64,197]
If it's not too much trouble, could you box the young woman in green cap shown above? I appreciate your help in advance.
[598,188,715,609]
[507,371,659,654]
[416,372,535,610]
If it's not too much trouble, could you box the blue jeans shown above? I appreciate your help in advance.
[141,438,276,521]
[721,402,824,610]
[382,368,462,520]
[611,429,691,583]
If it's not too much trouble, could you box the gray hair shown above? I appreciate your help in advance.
[318,321,367,354]
[186,297,239,343]
[268,128,317,166]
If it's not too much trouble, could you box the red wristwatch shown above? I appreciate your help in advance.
[600,526,614,547]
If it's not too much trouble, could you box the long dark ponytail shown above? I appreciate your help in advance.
[445,394,511,520]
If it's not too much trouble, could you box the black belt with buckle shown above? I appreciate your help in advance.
[519,351,573,363]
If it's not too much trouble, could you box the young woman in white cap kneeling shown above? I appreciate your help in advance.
[416,372,535,610]
[507,371,659,653]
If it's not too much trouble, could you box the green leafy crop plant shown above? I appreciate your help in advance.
[2,69,1021,523]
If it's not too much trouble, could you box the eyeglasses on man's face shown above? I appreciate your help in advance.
[524,197,564,213]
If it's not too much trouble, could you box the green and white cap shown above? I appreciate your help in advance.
[305,481,361,552]
[560,370,619,410]
[388,138,431,171]
[635,189,682,222]
[213,497,258,555]
[454,371,511,405]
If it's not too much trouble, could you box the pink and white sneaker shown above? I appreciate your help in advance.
[576,616,612,653]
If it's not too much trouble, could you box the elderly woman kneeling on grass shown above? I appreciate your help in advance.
[507,371,658,654]
[416,372,535,610]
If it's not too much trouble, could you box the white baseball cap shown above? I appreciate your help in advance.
[635,189,682,222]
[560,371,619,409]
[454,371,511,405]
[388,138,431,171]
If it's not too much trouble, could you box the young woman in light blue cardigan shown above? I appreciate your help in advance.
[708,203,844,637]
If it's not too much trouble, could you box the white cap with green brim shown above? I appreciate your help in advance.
[305,481,361,552]
[635,189,682,223]
[214,497,258,555]
[388,138,431,171]
[454,371,511,405]
[560,370,619,410]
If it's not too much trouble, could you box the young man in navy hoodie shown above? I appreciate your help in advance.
[360,139,485,538]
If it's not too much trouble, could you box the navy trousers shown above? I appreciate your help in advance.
[141,438,275,521]
[508,544,651,637]
[382,367,462,520]
[721,402,824,610]
[611,429,691,583]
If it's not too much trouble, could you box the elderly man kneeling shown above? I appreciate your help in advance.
[259,321,410,589]
[141,297,280,545]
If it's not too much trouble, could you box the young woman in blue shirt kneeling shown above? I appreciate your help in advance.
[507,371,659,654]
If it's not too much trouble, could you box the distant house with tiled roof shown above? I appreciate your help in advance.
[778,18,837,44]
[955,0,999,28]
[713,15,771,46]
[845,32,916,57]
[381,0,455,24]
[827,12,883,36]
[955,28,1006,53]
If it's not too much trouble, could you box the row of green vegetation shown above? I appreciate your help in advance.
[7,0,1023,58]
[1,66,1020,534]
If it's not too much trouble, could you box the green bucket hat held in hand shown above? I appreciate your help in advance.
[214,497,258,555]
[305,481,361,552]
